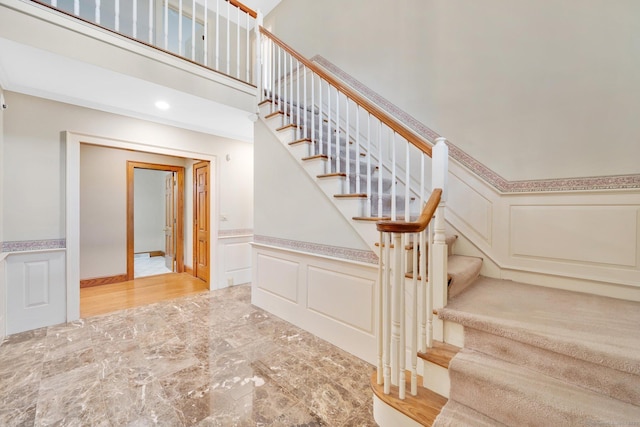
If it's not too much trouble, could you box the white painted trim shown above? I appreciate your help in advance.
[373,394,422,427]
[64,131,219,322]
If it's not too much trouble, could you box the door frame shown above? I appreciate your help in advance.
[193,161,211,283]
[126,161,185,280]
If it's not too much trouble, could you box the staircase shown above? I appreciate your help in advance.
[257,28,640,427]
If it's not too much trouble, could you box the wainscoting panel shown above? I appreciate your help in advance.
[510,205,638,267]
[5,250,66,334]
[252,243,378,364]
[255,252,299,303]
[448,171,493,244]
[216,234,252,289]
[307,266,374,334]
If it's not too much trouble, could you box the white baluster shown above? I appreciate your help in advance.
[303,65,307,144]
[296,59,300,140]
[345,98,350,191]
[393,232,403,397]
[203,0,208,65]
[431,137,449,342]
[391,132,397,221]
[236,6,240,78]
[132,0,137,39]
[283,53,288,123]
[277,45,282,114]
[335,89,340,174]
[383,231,392,395]
[115,0,119,32]
[427,222,434,348]
[310,73,315,151]
[411,231,418,396]
[326,85,331,173]
[164,0,169,50]
[377,230,384,385]
[178,0,183,56]
[289,55,293,125]
[52,0,57,7]
[74,0,79,16]
[366,114,372,217]
[226,0,230,75]
[355,105,360,194]
[245,12,250,82]
[215,0,219,69]
[148,0,153,44]
[271,41,276,111]
[191,0,196,60]
[94,0,100,24]
[377,121,383,217]
[405,141,410,221]
[420,154,427,352]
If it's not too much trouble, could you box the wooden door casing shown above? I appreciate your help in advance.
[193,161,210,284]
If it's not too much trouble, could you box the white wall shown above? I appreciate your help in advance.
[134,169,169,254]
[0,86,5,341]
[265,0,640,182]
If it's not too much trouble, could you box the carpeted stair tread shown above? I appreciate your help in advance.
[448,348,640,426]
[439,276,640,376]
[446,255,483,298]
[433,401,507,427]
[464,327,640,406]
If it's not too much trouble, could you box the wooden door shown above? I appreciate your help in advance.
[193,161,210,283]
[164,172,176,271]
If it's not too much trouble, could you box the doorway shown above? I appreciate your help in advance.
[127,161,185,280]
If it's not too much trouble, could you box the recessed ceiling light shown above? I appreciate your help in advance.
[155,100,170,110]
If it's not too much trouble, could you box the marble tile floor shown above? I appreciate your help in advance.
[0,284,376,426]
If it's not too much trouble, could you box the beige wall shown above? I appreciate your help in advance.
[3,91,254,279]
[265,0,640,181]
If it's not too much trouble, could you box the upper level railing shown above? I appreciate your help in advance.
[30,0,260,85]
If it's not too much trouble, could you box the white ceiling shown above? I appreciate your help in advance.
[0,0,281,142]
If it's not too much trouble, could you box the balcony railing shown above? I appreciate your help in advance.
[30,0,260,85]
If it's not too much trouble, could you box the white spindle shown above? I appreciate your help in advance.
[95,0,100,24]
[391,132,397,220]
[132,0,137,39]
[215,0,219,69]
[178,0,183,56]
[52,0,57,7]
[393,232,404,398]
[163,0,168,50]
[283,52,288,123]
[318,76,323,155]
[335,89,340,174]
[115,0,120,32]
[303,65,308,144]
[289,55,293,125]
[148,0,153,44]
[246,12,250,82]
[377,232,384,385]
[326,85,332,173]
[411,231,419,396]
[74,0,79,16]
[271,42,276,111]
[355,107,360,194]
[191,0,196,60]
[345,98,350,189]
[405,142,410,221]
[432,137,449,342]
[420,154,427,352]
[427,221,434,347]
[366,114,372,217]
[296,61,301,140]
[383,231,392,395]
[277,46,282,114]
[236,6,240,78]
[377,121,383,217]
[226,0,230,74]
[203,0,208,65]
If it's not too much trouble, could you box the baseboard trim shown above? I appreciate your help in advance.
[80,274,128,288]
[184,266,194,276]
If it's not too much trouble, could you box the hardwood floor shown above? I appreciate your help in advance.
[80,272,209,318]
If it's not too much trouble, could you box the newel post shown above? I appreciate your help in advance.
[431,137,448,341]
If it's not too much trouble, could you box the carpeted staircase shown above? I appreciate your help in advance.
[434,277,640,426]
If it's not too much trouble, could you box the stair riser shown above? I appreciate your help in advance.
[464,327,640,406]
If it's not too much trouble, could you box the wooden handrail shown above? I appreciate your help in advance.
[376,189,442,233]
[228,0,257,19]
[260,27,433,158]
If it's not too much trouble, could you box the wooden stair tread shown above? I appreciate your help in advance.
[334,193,367,199]
[418,341,461,369]
[258,99,272,106]
[264,111,283,119]
[276,123,300,132]
[317,172,346,179]
[289,138,312,146]
[302,154,328,161]
[371,370,447,427]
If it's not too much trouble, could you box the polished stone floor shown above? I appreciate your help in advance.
[0,284,376,426]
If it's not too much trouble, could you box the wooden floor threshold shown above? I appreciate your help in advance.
[371,370,447,426]
[418,341,461,369]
